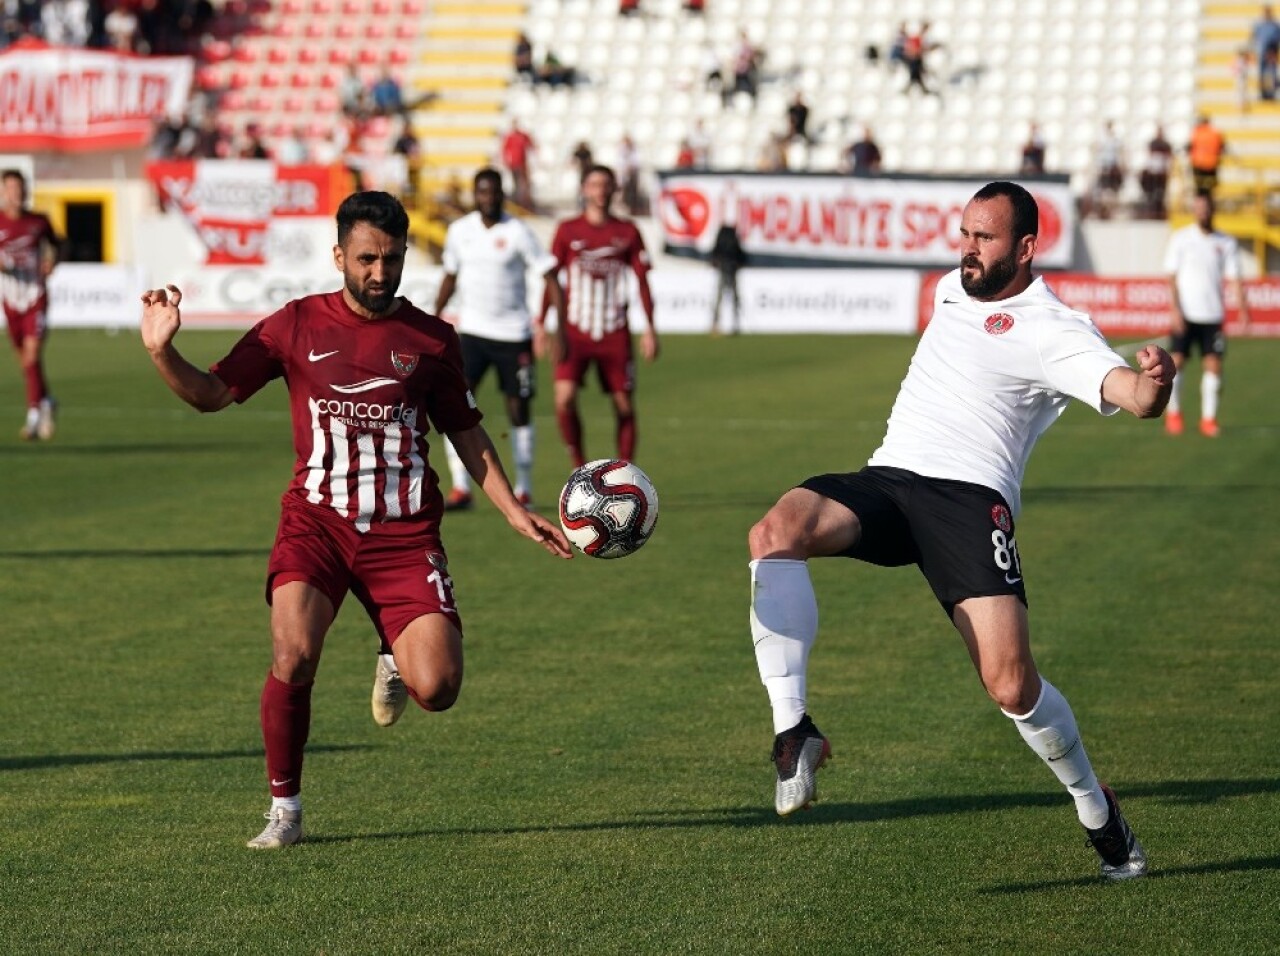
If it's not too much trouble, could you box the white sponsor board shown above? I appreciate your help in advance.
[656,173,1075,269]
[640,268,919,334]
[47,263,147,328]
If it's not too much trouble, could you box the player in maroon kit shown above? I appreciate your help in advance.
[543,164,658,466]
[139,191,572,849]
[1,170,61,441]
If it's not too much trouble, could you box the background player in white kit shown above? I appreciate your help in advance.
[435,168,564,510]
[1163,192,1250,438]
[747,181,1174,881]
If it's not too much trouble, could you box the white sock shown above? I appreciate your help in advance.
[444,437,471,494]
[1201,371,1221,421]
[378,652,399,675]
[25,406,39,428]
[1004,679,1109,829]
[272,795,302,813]
[511,424,534,496]
[750,558,818,734]
[1167,370,1182,413]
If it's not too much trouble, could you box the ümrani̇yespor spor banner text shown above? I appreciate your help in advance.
[0,38,192,151]
[918,272,1280,337]
[655,172,1076,269]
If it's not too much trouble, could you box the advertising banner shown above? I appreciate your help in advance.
[0,38,192,151]
[145,160,346,266]
[918,271,1280,338]
[47,263,146,328]
[656,172,1076,269]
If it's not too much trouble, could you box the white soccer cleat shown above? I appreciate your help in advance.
[771,715,831,816]
[36,397,56,441]
[371,653,408,727]
[246,806,303,849]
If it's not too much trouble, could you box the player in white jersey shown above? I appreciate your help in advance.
[1162,192,1250,437]
[435,168,563,510]
[140,191,572,849]
[747,182,1174,881]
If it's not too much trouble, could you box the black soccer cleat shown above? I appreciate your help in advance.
[1084,784,1147,880]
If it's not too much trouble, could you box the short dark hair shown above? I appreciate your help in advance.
[972,181,1038,240]
[582,164,616,184]
[335,190,409,245]
[2,169,26,186]
[474,167,503,192]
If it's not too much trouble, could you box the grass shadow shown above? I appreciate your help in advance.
[0,548,268,560]
[0,743,371,772]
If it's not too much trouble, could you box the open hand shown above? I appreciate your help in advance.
[140,285,183,354]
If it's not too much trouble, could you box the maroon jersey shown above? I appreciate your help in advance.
[212,291,482,535]
[550,215,650,340]
[0,210,56,312]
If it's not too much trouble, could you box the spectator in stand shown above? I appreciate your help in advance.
[727,30,759,106]
[619,0,641,14]
[786,92,810,144]
[393,123,422,162]
[1092,122,1125,218]
[1139,125,1173,219]
[150,113,187,159]
[1251,4,1280,99]
[887,23,908,71]
[537,50,576,88]
[513,31,535,83]
[618,134,642,215]
[276,126,309,166]
[1232,47,1253,111]
[41,0,90,47]
[675,139,695,169]
[370,69,404,116]
[687,119,711,168]
[845,126,882,176]
[193,113,230,158]
[339,65,367,118]
[758,133,788,172]
[902,22,939,96]
[571,140,594,184]
[684,0,705,12]
[501,120,536,209]
[1188,114,1226,197]
[1020,123,1047,175]
[240,123,270,160]
[104,1,138,51]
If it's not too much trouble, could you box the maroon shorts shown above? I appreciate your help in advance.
[5,303,46,348]
[266,497,462,643]
[554,329,634,393]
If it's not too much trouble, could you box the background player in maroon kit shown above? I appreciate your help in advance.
[139,191,572,849]
[1,170,61,441]
[543,165,659,466]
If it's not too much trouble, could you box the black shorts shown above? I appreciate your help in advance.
[460,334,536,400]
[1169,321,1225,359]
[800,466,1027,616]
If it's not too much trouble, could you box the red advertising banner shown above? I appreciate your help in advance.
[0,38,193,151]
[146,160,346,265]
[918,272,1280,338]
[656,172,1076,269]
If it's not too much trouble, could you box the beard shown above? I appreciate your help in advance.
[346,275,398,314]
[960,249,1019,299]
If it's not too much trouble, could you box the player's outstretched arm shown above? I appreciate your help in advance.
[447,425,573,558]
[140,285,234,413]
[1101,344,1176,419]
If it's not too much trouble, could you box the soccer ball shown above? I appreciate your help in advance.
[558,459,659,559]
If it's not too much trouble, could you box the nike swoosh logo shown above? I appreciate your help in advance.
[1005,574,1022,585]
[943,297,960,304]
[271,778,292,787]
[332,377,400,394]
[308,349,339,362]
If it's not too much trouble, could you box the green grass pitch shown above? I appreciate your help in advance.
[1,328,1278,954]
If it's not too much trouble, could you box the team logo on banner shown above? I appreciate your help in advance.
[991,504,1012,533]
[984,312,1015,335]
[390,351,419,377]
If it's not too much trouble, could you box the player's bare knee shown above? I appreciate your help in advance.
[749,508,803,560]
[981,672,1034,714]
[408,674,461,712]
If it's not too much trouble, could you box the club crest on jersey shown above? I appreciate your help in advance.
[390,350,419,377]
[984,313,1015,335]
[991,504,1012,533]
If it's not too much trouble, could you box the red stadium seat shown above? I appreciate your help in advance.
[365,22,387,40]
[304,21,325,39]
[312,0,334,14]
[283,94,307,113]
[328,46,352,65]
[270,20,296,38]
[196,66,224,91]
[289,72,312,89]
[261,70,282,88]
[229,67,254,89]
[402,0,423,14]
[394,22,417,40]
[220,90,245,110]
[314,93,340,112]
[357,47,381,65]
[319,69,340,88]
[281,0,304,13]
[232,43,258,63]
[335,20,356,39]
[341,0,363,14]
[372,0,392,13]
[298,46,319,64]
[202,39,233,62]
[389,47,410,65]
[267,43,290,64]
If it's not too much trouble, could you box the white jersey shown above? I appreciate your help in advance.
[1163,223,1240,323]
[441,211,557,342]
[868,269,1128,516]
